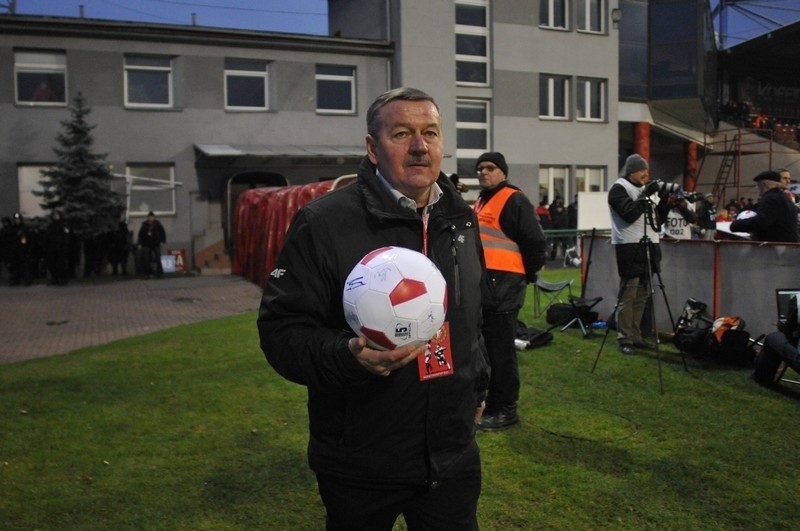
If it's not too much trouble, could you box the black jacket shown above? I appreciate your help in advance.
[257,157,490,485]
[477,182,547,313]
[730,188,799,243]
[137,220,166,249]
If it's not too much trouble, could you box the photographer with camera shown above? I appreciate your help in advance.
[663,192,697,240]
[608,154,672,355]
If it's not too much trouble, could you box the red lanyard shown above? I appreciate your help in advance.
[421,209,429,255]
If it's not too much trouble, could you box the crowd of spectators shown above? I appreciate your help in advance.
[721,99,800,148]
[0,212,168,286]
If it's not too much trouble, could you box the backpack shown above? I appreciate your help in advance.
[705,316,755,367]
[672,298,713,355]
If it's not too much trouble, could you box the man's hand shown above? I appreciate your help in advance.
[348,336,426,376]
[642,180,660,197]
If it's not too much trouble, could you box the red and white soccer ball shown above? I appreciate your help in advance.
[343,246,448,351]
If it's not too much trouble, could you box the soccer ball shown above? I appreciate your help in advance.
[343,246,448,351]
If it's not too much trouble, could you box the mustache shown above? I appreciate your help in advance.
[405,156,431,166]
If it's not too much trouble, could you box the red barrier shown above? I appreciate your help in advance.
[233,181,335,287]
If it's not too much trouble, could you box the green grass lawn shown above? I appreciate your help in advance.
[2,267,799,529]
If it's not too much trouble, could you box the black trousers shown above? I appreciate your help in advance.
[482,310,520,412]
[315,442,481,530]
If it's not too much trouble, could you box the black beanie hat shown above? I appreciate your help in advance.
[753,170,781,183]
[476,152,509,176]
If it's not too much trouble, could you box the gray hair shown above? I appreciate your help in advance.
[366,87,440,138]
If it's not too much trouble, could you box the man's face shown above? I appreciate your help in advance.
[366,99,443,206]
[780,171,791,189]
[476,161,506,190]
[629,168,649,186]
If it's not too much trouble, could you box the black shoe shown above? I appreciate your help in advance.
[477,408,519,431]
[633,339,657,349]
[618,343,636,355]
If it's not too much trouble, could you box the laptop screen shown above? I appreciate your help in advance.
[776,289,800,322]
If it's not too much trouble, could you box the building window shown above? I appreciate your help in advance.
[540,0,569,30]
[456,99,490,153]
[456,1,489,85]
[539,74,570,119]
[125,55,173,108]
[316,65,355,114]
[225,59,269,110]
[577,0,605,33]
[455,99,489,202]
[539,166,570,206]
[127,164,176,215]
[576,166,606,192]
[577,77,606,121]
[17,165,48,217]
[15,50,67,106]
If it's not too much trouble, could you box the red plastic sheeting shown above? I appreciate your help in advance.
[233,181,334,287]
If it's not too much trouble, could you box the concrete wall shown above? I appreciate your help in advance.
[581,234,800,338]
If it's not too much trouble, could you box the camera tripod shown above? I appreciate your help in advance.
[591,194,682,394]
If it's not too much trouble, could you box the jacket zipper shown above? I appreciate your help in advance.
[449,224,462,306]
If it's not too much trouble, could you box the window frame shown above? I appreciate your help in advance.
[455,0,490,86]
[576,0,606,34]
[315,64,356,115]
[575,166,607,192]
[126,163,177,216]
[17,165,49,217]
[456,99,490,156]
[539,165,571,206]
[124,55,174,109]
[539,0,570,31]
[576,77,607,122]
[14,50,68,107]
[224,58,270,111]
[539,74,571,120]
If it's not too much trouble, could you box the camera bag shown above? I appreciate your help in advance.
[705,316,755,367]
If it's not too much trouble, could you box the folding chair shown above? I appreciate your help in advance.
[561,294,603,337]
[533,277,573,318]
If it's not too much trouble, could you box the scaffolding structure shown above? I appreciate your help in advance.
[696,126,775,206]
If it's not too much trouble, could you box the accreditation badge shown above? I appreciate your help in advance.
[417,322,454,381]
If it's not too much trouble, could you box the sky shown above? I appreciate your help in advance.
[8,0,329,35]
[6,0,800,45]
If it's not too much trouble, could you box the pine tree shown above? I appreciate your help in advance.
[36,92,125,241]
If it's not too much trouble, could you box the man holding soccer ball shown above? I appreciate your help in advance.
[473,152,547,431]
[258,87,489,529]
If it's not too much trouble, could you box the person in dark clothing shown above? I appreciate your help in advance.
[109,220,132,275]
[694,193,717,239]
[257,87,489,530]
[137,212,167,277]
[7,213,33,286]
[473,151,547,431]
[0,216,12,280]
[548,196,569,259]
[730,171,800,243]
[44,210,73,285]
[608,154,670,355]
[567,194,578,230]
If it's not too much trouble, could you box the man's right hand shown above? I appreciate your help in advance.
[347,336,426,377]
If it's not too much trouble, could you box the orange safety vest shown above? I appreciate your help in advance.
[473,186,526,274]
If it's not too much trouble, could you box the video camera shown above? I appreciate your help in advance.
[641,180,702,203]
